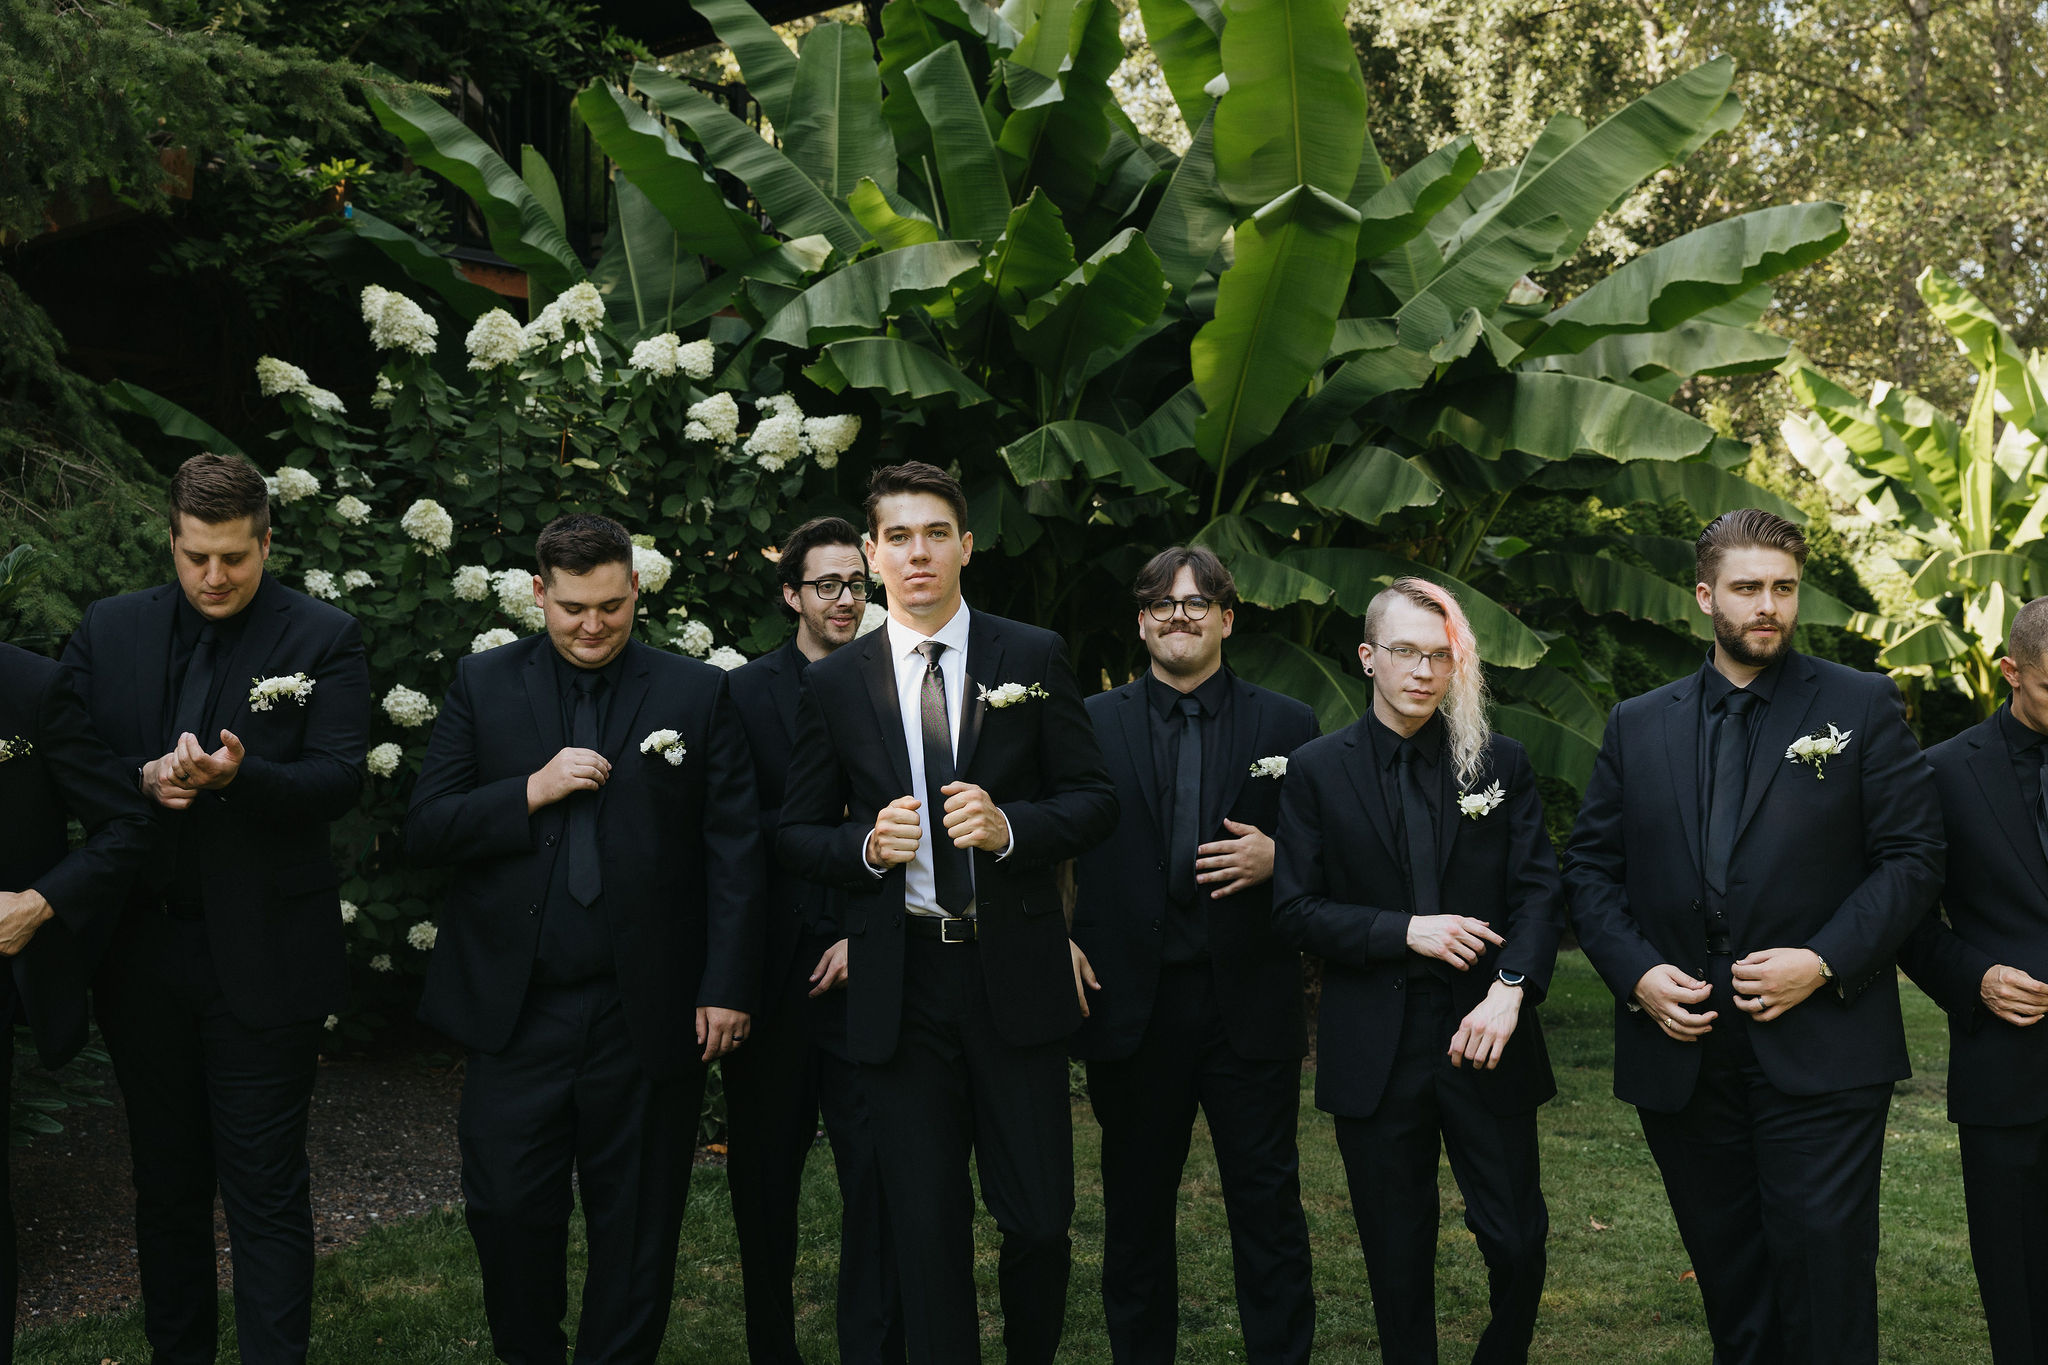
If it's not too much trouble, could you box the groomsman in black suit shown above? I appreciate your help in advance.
[1071,545,1318,1364]
[1899,595,2048,1363]
[726,515,902,1365]
[1274,576,1563,1364]
[0,642,153,1355]
[407,513,762,1365]
[778,461,1118,1365]
[1564,509,1944,1365]
[61,453,369,1365]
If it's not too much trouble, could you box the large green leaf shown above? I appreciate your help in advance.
[784,22,897,202]
[1191,185,1361,470]
[344,209,502,319]
[520,145,569,240]
[877,0,950,160]
[1000,420,1184,495]
[813,337,993,406]
[1878,617,1973,668]
[575,82,768,268]
[590,178,707,336]
[1354,135,1482,267]
[1299,444,1442,523]
[635,64,867,255]
[1501,664,1606,742]
[104,380,246,455]
[1230,632,1374,730]
[1274,339,1434,450]
[1147,103,1234,295]
[1523,319,1789,382]
[849,178,941,249]
[1593,460,1805,524]
[1492,702,1598,787]
[687,0,800,127]
[1519,203,1848,359]
[982,190,1076,314]
[1392,214,1571,345]
[761,241,983,346]
[1130,382,1203,457]
[1402,371,1718,462]
[1919,267,2048,442]
[1507,550,1702,634]
[999,0,1124,211]
[1212,0,1366,213]
[904,43,1013,242]
[1284,547,1548,667]
[364,81,584,297]
[1014,228,1172,400]
[1138,0,1224,129]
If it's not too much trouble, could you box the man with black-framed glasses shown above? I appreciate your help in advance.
[727,516,902,1365]
[1072,545,1320,1364]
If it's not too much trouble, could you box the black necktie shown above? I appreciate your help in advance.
[1398,745,1441,918]
[171,622,219,747]
[2033,748,2048,871]
[1168,695,1203,903]
[1705,689,1758,896]
[916,641,973,916]
[567,671,603,907]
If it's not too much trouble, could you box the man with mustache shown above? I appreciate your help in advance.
[725,517,902,1364]
[1564,509,1944,1364]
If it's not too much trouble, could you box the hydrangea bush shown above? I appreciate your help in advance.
[254,283,867,1038]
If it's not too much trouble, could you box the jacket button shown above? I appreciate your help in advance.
[1394,979,1404,990]
[1155,860,1164,872]
[1150,919,1160,932]
[528,903,539,915]
[545,835,557,846]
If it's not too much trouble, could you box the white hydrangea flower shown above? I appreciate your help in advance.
[746,412,805,473]
[556,281,606,332]
[628,333,684,377]
[406,921,438,951]
[632,545,673,594]
[270,466,321,503]
[677,619,714,657]
[342,570,374,591]
[304,569,339,601]
[755,392,804,419]
[323,1014,339,1031]
[400,499,454,553]
[521,303,566,350]
[360,284,439,355]
[857,601,888,636]
[248,673,315,711]
[684,392,740,445]
[382,684,439,728]
[369,953,394,973]
[705,646,747,671]
[425,649,444,662]
[366,742,403,778]
[559,337,599,362]
[371,375,397,409]
[495,567,546,631]
[465,308,527,370]
[256,356,312,397]
[339,899,359,925]
[334,494,372,526]
[677,338,715,380]
[802,414,860,469]
[304,384,346,414]
[471,627,519,654]
[451,565,492,602]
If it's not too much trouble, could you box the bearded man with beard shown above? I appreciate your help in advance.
[1563,509,1944,1365]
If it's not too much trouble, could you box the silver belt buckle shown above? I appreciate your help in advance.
[940,917,974,944]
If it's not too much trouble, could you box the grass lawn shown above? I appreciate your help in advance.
[19,950,1987,1362]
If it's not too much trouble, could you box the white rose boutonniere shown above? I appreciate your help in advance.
[0,736,31,764]
[640,729,688,766]
[248,673,315,712]
[1458,781,1507,820]
[1786,723,1853,779]
[1249,755,1288,779]
[979,682,1050,709]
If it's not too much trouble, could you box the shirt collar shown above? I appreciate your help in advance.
[552,641,629,691]
[1145,666,1232,720]
[172,580,257,644]
[1367,706,1443,770]
[1698,649,1787,711]
[2000,699,2048,753]
[885,601,972,663]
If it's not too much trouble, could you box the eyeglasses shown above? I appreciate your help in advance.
[1370,641,1454,670]
[801,578,872,602]
[1144,596,1216,622]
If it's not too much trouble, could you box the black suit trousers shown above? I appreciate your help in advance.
[1637,959,1890,1365]
[863,935,1074,1365]
[0,1019,14,1365]
[1332,979,1548,1365]
[1085,963,1313,1365]
[458,979,702,1365]
[96,913,321,1365]
[1957,1118,2048,1365]
[722,934,903,1365]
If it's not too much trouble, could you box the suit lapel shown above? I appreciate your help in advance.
[522,644,567,756]
[860,630,915,794]
[1435,736,1466,876]
[1733,654,1821,844]
[598,642,654,762]
[954,612,1002,778]
[1207,675,1264,833]
[1338,724,1401,865]
[766,639,803,746]
[1662,675,1705,879]
[1112,684,1164,840]
[209,581,289,738]
[1965,721,2048,901]
[136,585,177,752]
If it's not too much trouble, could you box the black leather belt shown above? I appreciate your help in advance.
[905,915,977,943]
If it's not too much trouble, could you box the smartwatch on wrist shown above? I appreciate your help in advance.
[1497,969,1526,988]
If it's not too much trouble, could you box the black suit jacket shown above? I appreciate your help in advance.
[1070,672,1317,1062]
[1562,650,1945,1112]
[777,609,1118,1064]
[1272,721,1563,1119]
[61,576,368,1027]
[1897,711,2048,1127]
[0,643,154,1067]
[406,635,762,1079]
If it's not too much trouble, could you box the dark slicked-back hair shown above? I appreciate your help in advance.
[535,513,633,581]
[863,461,969,539]
[1696,508,1808,589]
[170,453,271,538]
[2009,597,2048,669]
[777,516,867,618]
[1132,545,1237,610]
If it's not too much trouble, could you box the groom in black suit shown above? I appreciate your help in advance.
[62,453,370,1365]
[407,513,761,1365]
[1274,576,1563,1364]
[779,461,1117,1365]
[1071,546,1318,1364]
[1898,596,2048,1363]
[0,642,154,1354]
[725,515,901,1365]
[1564,509,1944,1365]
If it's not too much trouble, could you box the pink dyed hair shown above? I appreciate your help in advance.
[1365,576,1492,789]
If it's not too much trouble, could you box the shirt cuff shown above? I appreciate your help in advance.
[862,836,886,878]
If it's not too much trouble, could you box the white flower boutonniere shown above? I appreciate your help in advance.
[979,682,1050,709]
[1786,723,1853,779]
[1458,781,1507,820]
[0,736,31,764]
[248,673,314,712]
[1249,755,1288,779]
[640,729,688,766]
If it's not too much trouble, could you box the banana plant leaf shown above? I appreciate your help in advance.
[1492,702,1598,787]
[999,0,1123,211]
[982,191,1077,314]
[1878,617,1973,669]
[904,43,1014,243]
[1523,320,1789,383]
[811,337,993,406]
[1592,460,1804,524]
[104,380,246,455]
[1147,105,1234,295]
[1137,0,1224,129]
[1505,549,1705,637]
[1392,214,1570,347]
[1298,444,1442,523]
[1229,632,1374,729]
[1400,372,1718,463]
[344,209,503,319]
[686,0,800,128]
[575,83,769,269]
[760,241,984,347]
[1499,664,1606,744]
[784,22,898,202]
[1014,228,1172,403]
[589,178,707,337]
[1918,267,2048,441]
[849,178,942,249]
[1212,0,1367,213]
[999,420,1185,494]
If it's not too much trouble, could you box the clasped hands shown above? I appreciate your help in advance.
[864,782,1009,866]
[1634,947,1827,1040]
[1404,914,1524,1070]
[142,729,246,808]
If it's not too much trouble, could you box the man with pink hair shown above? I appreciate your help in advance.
[1274,577,1564,1363]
